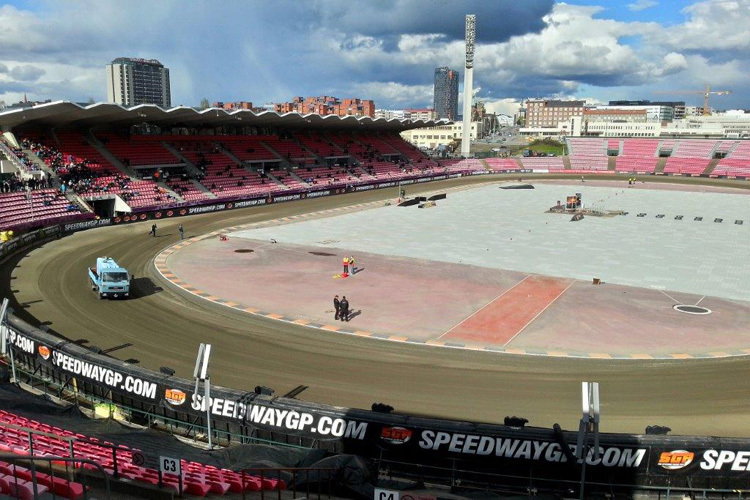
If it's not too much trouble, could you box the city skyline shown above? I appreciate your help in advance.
[0,0,747,116]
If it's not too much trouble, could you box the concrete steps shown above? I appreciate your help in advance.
[291,134,325,164]
[85,131,136,177]
[190,179,217,198]
[264,170,287,189]
[288,169,311,187]
[214,142,244,166]
[655,157,668,173]
[703,158,720,175]
[157,181,184,203]
[608,156,617,170]
[161,142,204,177]
[19,147,55,177]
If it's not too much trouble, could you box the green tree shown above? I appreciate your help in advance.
[199,98,210,109]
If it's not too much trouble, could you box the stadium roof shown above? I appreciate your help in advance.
[0,101,450,131]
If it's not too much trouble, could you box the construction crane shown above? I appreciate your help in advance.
[653,84,731,116]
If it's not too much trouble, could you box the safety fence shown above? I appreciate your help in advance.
[0,453,110,499]
[4,314,750,495]
[240,468,335,500]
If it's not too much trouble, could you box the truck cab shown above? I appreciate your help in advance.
[89,257,131,299]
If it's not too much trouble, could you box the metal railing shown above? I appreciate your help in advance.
[0,453,110,499]
[241,468,336,500]
[4,360,309,451]
[377,458,750,499]
[0,419,126,481]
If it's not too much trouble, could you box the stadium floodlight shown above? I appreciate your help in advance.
[193,343,213,449]
[461,14,476,157]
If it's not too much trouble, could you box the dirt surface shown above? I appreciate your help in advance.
[163,237,750,357]
[3,175,750,438]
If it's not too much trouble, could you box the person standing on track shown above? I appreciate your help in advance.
[340,296,349,322]
[349,255,356,274]
[150,223,157,237]
[342,256,350,275]
[333,295,340,320]
[178,224,184,240]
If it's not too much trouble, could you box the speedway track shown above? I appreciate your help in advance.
[3,176,750,438]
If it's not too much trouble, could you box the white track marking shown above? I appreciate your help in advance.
[503,280,577,347]
[437,275,531,339]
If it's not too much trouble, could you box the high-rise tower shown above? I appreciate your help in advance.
[433,67,459,120]
[106,58,171,107]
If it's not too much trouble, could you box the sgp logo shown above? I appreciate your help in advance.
[658,450,694,470]
[380,427,412,445]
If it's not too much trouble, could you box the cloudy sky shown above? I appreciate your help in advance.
[0,0,747,115]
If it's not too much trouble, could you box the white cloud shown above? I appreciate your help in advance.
[650,0,750,51]
[476,4,661,88]
[347,81,433,106]
[627,0,658,12]
[0,1,746,110]
[483,98,522,117]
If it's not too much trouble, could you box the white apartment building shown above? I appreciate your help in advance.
[594,105,672,122]
[400,122,483,149]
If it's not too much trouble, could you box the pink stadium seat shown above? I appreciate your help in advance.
[0,411,291,496]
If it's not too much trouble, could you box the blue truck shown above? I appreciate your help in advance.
[88,257,131,299]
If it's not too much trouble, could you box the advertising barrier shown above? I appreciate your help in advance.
[2,316,749,490]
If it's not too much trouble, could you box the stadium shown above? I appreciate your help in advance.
[1,100,749,498]
[1,4,750,499]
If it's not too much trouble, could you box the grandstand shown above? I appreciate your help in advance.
[485,158,521,171]
[440,158,486,173]
[523,156,565,171]
[615,139,660,173]
[0,409,285,497]
[2,102,750,233]
[715,141,750,177]
[566,138,608,170]
[0,188,89,229]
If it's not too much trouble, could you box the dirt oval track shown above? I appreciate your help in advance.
[3,176,750,438]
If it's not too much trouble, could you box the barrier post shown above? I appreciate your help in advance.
[112,445,119,479]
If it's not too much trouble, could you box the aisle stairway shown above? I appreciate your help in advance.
[704,158,720,175]
[655,157,668,173]
[85,132,135,177]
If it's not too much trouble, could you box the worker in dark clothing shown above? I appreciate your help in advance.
[340,296,349,322]
[178,224,184,240]
[150,223,157,237]
[333,295,340,320]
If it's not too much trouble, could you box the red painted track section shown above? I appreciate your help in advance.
[442,275,574,345]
